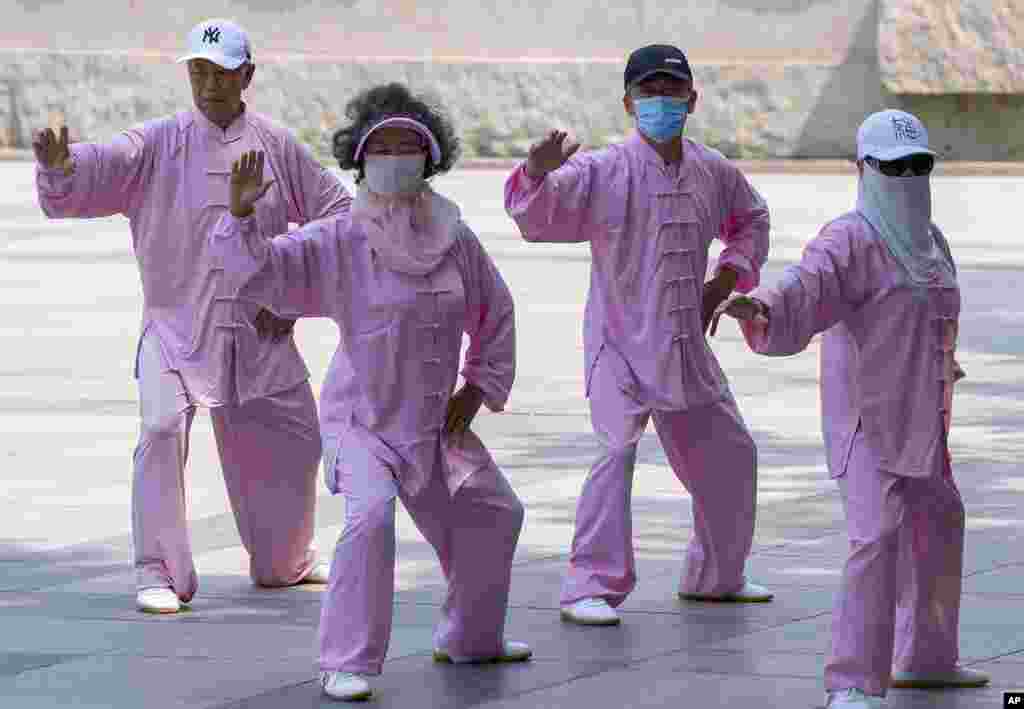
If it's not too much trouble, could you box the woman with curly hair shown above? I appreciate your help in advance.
[210,83,530,701]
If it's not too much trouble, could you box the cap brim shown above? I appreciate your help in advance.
[175,52,247,70]
[859,144,936,161]
[355,116,442,166]
[628,68,692,87]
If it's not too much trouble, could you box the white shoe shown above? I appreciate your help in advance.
[679,581,774,603]
[560,598,621,626]
[300,562,331,585]
[825,688,887,708]
[433,640,533,664]
[891,665,990,688]
[320,671,372,701]
[136,587,182,614]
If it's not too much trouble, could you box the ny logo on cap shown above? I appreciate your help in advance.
[892,116,920,141]
[202,27,221,44]
[665,58,683,64]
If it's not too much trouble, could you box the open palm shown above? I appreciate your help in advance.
[32,125,74,174]
[230,150,275,218]
[526,130,580,179]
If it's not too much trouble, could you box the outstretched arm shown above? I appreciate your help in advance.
[710,223,870,356]
[504,130,596,244]
[212,150,344,321]
[34,125,149,219]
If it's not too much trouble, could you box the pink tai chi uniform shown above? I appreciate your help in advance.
[36,107,351,599]
[505,134,770,606]
[210,187,522,675]
[738,213,965,696]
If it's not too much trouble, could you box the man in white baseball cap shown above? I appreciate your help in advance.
[176,18,257,131]
[32,18,352,614]
[177,18,252,70]
[711,108,989,708]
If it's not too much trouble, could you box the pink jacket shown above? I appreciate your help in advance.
[35,108,351,405]
[740,212,960,479]
[210,211,516,496]
[505,134,770,411]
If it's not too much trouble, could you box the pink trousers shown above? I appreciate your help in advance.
[561,352,759,607]
[318,436,524,675]
[825,427,964,697]
[132,331,320,600]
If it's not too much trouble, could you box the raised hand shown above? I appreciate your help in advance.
[32,125,74,175]
[525,130,581,180]
[708,294,769,338]
[230,150,275,218]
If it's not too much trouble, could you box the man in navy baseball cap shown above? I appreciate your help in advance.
[505,40,773,627]
[623,44,693,90]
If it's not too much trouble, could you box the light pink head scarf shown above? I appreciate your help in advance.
[352,116,461,276]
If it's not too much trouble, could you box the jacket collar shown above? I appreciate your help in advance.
[190,102,248,144]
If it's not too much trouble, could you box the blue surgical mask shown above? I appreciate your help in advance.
[634,96,689,143]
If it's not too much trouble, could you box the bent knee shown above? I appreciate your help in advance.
[596,440,640,465]
[342,496,397,544]
[139,411,188,442]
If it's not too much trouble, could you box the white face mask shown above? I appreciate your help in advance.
[856,162,943,283]
[363,154,427,196]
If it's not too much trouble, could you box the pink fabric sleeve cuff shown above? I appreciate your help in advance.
[737,286,776,352]
[212,212,258,240]
[715,253,756,292]
[35,148,81,193]
[460,367,510,413]
[518,162,546,188]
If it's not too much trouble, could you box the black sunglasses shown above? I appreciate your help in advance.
[865,154,935,177]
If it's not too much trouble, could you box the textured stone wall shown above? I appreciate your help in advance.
[2,0,1022,161]
[880,0,1024,93]
[886,93,1024,161]
[0,51,872,161]
[877,0,1024,160]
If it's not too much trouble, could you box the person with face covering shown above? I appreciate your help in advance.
[210,83,529,701]
[504,44,773,626]
[32,18,350,614]
[710,109,989,708]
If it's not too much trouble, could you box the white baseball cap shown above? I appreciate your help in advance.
[856,109,936,161]
[176,18,252,70]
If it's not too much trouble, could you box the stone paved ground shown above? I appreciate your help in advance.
[1,164,1022,707]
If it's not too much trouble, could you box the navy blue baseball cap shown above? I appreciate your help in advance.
[624,44,693,90]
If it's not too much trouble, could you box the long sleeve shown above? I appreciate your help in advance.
[503,158,597,244]
[35,127,149,219]
[740,222,871,356]
[211,212,345,319]
[278,136,352,224]
[456,227,516,412]
[714,159,770,292]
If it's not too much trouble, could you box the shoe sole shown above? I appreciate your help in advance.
[137,606,181,614]
[322,688,372,701]
[432,650,533,664]
[559,609,621,626]
[890,677,990,689]
[678,592,774,603]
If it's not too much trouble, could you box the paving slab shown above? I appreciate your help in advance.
[2,166,1023,708]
